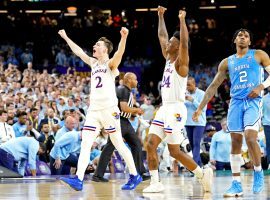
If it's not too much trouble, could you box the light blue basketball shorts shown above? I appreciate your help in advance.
[227,98,261,133]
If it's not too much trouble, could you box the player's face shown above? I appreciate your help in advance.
[234,31,251,48]
[166,37,179,54]
[93,41,108,58]
[130,74,138,88]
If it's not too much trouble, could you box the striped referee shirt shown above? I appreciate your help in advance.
[116,85,133,119]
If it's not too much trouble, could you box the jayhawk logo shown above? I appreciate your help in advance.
[112,112,120,119]
[174,113,182,122]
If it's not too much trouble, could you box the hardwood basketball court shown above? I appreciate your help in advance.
[0,170,269,199]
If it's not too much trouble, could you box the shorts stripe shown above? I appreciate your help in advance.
[83,127,96,131]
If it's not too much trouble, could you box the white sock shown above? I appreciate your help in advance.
[149,170,159,184]
[110,131,137,175]
[76,130,98,181]
[230,154,241,173]
[192,166,203,179]
[232,176,241,182]
[254,165,262,172]
[230,154,242,183]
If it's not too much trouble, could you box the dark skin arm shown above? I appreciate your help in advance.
[192,58,228,122]
[175,10,189,77]
[157,6,169,59]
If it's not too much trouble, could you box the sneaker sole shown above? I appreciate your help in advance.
[223,192,243,197]
[59,179,82,191]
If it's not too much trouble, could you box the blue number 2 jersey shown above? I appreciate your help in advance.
[228,49,264,99]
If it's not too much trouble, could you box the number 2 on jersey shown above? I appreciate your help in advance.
[95,76,103,88]
[161,75,171,88]
[239,71,247,82]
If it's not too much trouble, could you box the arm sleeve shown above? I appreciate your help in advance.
[209,135,217,161]
[28,141,39,170]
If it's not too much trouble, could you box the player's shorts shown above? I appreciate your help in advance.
[83,106,121,135]
[149,102,187,144]
[227,98,261,133]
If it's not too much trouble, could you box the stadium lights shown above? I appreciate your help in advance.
[45,10,61,13]
[135,8,148,12]
[219,5,237,9]
[0,10,8,13]
[67,6,77,14]
[199,6,216,9]
[64,13,77,16]
[25,10,43,13]
[149,8,157,11]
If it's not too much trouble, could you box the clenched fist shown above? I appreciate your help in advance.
[58,29,68,39]
[157,6,167,16]
[178,10,186,20]
[120,27,129,38]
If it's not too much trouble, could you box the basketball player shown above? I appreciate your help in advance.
[58,27,142,191]
[143,7,213,193]
[92,72,150,182]
[193,28,270,197]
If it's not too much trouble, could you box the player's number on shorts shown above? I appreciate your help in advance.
[95,76,103,88]
[239,71,247,82]
[161,75,171,88]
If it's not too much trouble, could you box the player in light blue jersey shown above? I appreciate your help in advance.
[193,28,270,197]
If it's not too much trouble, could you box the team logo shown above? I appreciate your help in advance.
[247,55,252,62]
[112,112,120,119]
[175,113,182,122]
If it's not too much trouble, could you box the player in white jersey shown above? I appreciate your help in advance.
[143,7,213,193]
[57,28,142,191]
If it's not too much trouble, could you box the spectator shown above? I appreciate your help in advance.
[49,131,81,175]
[0,109,15,144]
[262,88,270,168]
[209,118,231,170]
[0,136,46,176]
[185,77,207,166]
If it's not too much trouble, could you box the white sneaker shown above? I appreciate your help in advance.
[198,168,213,193]
[143,182,165,193]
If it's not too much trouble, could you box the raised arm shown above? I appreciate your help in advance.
[175,10,189,77]
[192,58,228,121]
[58,29,96,67]
[157,6,169,59]
[108,27,129,70]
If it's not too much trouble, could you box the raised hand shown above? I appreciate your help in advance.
[157,5,167,16]
[178,10,186,20]
[120,27,129,38]
[58,29,68,39]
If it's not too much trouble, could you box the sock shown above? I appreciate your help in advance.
[254,165,262,172]
[192,166,203,179]
[76,130,98,181]
[149,170,159,184]
[230,154,242,183]
[110,131,137,175]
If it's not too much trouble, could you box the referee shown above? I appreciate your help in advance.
[92,72,150,182]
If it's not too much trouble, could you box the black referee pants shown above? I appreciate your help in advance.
[94,117,146,177]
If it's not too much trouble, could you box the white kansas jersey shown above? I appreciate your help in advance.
[160,60,187,103]
[89,61,119,111]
